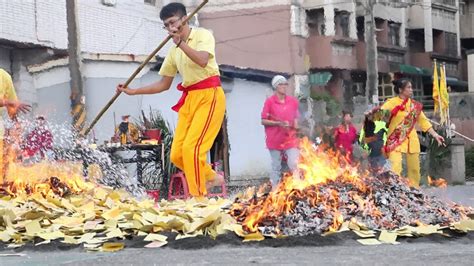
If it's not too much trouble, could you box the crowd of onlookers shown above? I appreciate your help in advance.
[261,75,445,188]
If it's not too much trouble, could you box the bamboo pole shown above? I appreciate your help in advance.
[429,119,474,142]
[81,0,209,136]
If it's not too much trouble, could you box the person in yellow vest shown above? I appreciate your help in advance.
[368,78,444,187]
[0,68,31,182]
[116,3,225,197]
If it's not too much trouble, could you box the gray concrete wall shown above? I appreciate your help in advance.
[36,82,71,125]
[468,53,474,93]
[449,92,474,148]
[224,79,272,179]
[0,47,11,72]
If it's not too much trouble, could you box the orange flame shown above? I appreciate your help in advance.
[427,176,448,188]
[2,161,93,197]
[231,138,374,233]
[1,125,94,197]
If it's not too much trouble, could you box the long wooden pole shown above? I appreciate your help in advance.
[81,0,209,136]
[429,119,474,142]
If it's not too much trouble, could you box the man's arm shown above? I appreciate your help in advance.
[117,76,174,95]
[0,71,31,116]
[178,42,209,68]
[169,28,214,68]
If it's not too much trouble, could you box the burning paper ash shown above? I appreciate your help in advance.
[62,142,147,198]
[0,118,146,198]
[230,138,471,236]
[0,118,236,251]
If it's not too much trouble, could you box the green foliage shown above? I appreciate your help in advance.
[136,108,177,189]
[427,127,452,178]
[310,92,342,117]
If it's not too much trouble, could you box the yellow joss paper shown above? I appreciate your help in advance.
[144,233,167,242]
[357,238,381,245]
[101,242,124,252]
[243,232,265,242]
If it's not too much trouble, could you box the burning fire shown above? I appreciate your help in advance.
[1,161,93,197]
[427,176,448,188]
[230,138,469,235]
[0,128,93,197]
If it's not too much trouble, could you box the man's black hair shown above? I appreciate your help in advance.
[160,2,187,21]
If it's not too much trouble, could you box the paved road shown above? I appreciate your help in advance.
[1,242,473,266]
[423,182,474,207]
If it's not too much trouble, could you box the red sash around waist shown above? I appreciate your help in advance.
[171,75,221,112]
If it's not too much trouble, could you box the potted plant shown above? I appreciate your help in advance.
[136,108,177,196]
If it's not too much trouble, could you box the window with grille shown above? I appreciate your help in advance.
[378,74,394,101]
[445,32,458,56]
[335,11,350,38]
[388,23,401,46]
[306,9,326,36]
[460,1,466,15]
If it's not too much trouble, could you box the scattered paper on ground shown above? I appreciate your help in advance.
[1,182,473,252]
[357,238,381,245]
[451,219,474,232]
[0,185,235,251]
[378,230,398,244]
[101,242,124,252]
[353,230,376,238]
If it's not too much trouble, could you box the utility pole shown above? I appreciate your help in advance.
[66,0,86,133]
[363,0,378,105]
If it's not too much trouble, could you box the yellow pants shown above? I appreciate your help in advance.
[170,87,226,197]
[388,151,421,187]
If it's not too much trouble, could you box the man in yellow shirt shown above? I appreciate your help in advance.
[117,3,225,197]
[377,79,444,187]
[0,68,31,182]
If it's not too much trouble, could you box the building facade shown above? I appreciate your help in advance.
[0,0,472,181]
[0,0,279,181]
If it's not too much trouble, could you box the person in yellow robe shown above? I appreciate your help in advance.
[0,68,31,182]
[116,3,225,197]
[368,79,444,187]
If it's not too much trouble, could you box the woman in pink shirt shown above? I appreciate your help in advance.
[261,75,300,185]
[334,110,358,162]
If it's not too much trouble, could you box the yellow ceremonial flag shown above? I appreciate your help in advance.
[439,64,449,125]
[432,61,440,114]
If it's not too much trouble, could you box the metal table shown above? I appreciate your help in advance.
[97,144,167,194]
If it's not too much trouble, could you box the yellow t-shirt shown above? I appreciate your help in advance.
[381,96,432,153]
[159,27,220,87]
[0,69,18,138]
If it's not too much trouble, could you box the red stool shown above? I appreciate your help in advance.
[167,170,228,200]
[146,190,160,202]
[167,172,190,200]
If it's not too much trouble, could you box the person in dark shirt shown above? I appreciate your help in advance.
[361,116,388,173]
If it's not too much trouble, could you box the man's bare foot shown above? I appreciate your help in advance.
[206,172,224,192]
